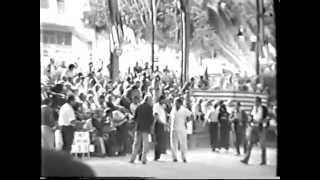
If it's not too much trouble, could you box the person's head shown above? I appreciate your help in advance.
[67,95,76,106]
[235,101,241,110]
[135,79,141,88]
[88,94,94,102]
[174,97,183,110]
[135,61,139,66]
[68,64,75,71]
[79,93,86,102]
[133,96,139,104]
[191,77,195,82]
[142,95,152,106]
[156,66,159,71]
[200,76,204,80]
[255,96,262,106]
[220,104,227,113]
[95,84,101,92]
[98,95,105,105]
[158,95,166,105]
[89,79,96,88]
[104,108,113,118]
[42,98,52,106]
[89,62,93,68]
[155,75,161,81]
[50,58,55,65]
[106,94,113,102]
[126,76,131,82]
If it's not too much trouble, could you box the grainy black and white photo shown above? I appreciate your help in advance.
[40,0,279,178]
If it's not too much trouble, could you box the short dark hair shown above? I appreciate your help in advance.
[68,64,75,70]
[175,97,183,105]
[67,95,75,103]
[42,98,52,105]
[158,95,166,102]
[256,96,262,103]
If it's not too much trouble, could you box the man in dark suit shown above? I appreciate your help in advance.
[129,95,154,164]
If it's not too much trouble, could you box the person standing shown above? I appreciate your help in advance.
[153,95,168,161]
[218,104,230,152]
[170,98,193,163]
[241,97,269,165]
[129,95,154,164]
[204,102,220,152]
[58,95,77,153]
[41,98,57,150]
[230,102,248,155]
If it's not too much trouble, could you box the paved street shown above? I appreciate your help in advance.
[81,147,278,179]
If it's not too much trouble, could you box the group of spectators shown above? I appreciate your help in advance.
[41,58,195,157]
[41,57,276,162]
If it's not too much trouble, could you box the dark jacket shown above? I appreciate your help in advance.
[134,102,154,133]
[41,105,56,128]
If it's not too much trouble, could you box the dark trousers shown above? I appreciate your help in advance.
[234,123,247,154]
[61,126,75,153]
[243,126,267,163]
[154,122,166,160]
[116,122,130,155]
[219,122,230,150]
[209,122,219,150]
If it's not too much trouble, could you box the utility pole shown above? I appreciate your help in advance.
[151,0,156,72]
[180,0,190,86]
[256,0,264,85]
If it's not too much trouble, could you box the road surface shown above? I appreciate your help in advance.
[81,147,278,179]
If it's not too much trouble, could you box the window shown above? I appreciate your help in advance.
[57,0,65,14]
[40,0,49,9]
[41,30,72,46]
[64,32,72,45]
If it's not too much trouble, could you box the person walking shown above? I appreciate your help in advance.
[170,98,193,163]
[230,102,248,155]
[153,95,168,161]
[218,104,230,152]
[241,97,269,165]
[204,102,220,152]
[58,95,77,153]
[129,95,154,164]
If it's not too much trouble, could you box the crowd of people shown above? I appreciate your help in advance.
[41,57,277,165]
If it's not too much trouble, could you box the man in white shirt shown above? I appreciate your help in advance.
[204,102,220,152]
[241,97,268,165]
[153,95,168,161]
[58,95,77,153]
[170,98,193,163]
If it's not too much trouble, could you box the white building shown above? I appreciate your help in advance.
[40,0,100,69]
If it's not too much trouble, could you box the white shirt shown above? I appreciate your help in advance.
[205,106,219,123]
[130,103,139,115]
[58,103,76,126]
[170,106,192,132]
[251,106,263,123]
[153,103,167,124]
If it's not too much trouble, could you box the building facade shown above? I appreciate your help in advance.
[40,0,96,69]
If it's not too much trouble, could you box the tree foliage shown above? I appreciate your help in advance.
[82,0,276,62]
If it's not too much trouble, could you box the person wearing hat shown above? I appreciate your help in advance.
[241,97,269,165]
[230,101,248,155]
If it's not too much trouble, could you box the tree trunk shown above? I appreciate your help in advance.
[108,0,121,82]
[180,0,190,85]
